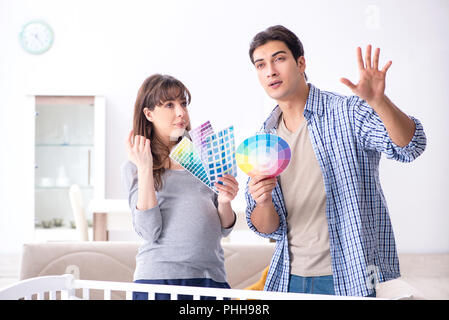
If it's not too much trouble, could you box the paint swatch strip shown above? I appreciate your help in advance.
[189,120,214,165]
[203,125,237,190]
[169,136,213,189]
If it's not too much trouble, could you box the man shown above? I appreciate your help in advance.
[244,25,426,297]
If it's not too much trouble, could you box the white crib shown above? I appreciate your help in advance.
[0,274,376,300]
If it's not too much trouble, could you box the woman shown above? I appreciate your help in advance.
[121,74,239,300]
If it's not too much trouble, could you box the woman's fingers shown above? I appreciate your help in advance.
[129,133,152,157]
[216,176,238,194]
[218,175,238,188]
[216,185,236,202]
[144,138,151,153]
[139,134,145,151]
[133,135,140,150]
[132,135,146,151]
[126,132,152,168]
[127,130,134,148]
[215,183,236,195]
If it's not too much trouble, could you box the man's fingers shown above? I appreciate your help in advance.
[250,182,276,199]
[255,193,270,204]
[381,60,392,74]
[249,176,262,186]
[249,175,275,186]
[373,47,380,70]
[356,47,365,70]
[365,44,372,69]
[249,175,268,186]
[249,179,277,193]
[254,193,265,203]
[340,78,357,91]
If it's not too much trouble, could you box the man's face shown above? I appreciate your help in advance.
[252,40,306,102]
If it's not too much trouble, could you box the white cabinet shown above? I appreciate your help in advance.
[30,95,105,240]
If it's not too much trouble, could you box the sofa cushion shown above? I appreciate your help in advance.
[19,242,275,299]
[20,242,448,299]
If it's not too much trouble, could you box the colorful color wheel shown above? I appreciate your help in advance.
[235,134,291,177]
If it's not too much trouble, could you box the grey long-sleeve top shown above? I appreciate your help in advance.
[121,161,234,283]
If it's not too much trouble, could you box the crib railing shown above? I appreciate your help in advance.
[0,274,374,300]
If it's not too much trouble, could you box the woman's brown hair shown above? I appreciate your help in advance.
[133,74,192,190]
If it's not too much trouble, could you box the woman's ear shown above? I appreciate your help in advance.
[143,107,153,122]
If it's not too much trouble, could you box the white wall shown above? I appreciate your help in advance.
[0,0,448,253]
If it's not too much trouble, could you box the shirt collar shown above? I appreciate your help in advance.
[262,83,324,133]
[304,83,324,118]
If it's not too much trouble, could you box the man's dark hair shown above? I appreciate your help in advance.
[249,25,307,80]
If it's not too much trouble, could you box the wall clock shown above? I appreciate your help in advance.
[19,20,54,55]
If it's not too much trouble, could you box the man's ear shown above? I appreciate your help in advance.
[297,56,306,73]
[143,107,153,122]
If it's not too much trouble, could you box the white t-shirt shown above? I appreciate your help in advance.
[277,115,333,277]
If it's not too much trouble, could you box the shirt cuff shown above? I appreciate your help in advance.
[132,205,163,243]
[387,116,427,162]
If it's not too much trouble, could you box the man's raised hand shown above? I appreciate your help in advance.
[340,45,392,106]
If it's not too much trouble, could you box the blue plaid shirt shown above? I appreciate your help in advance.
[244,83,426,296]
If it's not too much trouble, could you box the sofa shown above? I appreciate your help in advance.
[19,241,449,299]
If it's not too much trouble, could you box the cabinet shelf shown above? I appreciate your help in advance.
[34,227,94,242]
[35,144,94,147]
[35,185,94,189]
[31,95,105,243]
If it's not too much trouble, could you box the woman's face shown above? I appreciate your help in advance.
[144,97,190,144]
